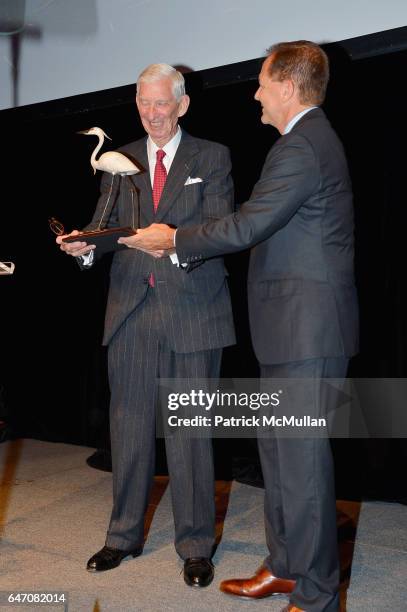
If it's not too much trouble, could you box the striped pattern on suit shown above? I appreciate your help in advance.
[85,131,235,558]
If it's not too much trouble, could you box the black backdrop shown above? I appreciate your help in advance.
[1,33,406,499]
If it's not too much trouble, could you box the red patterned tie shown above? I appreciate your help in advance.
[149,149,167,287]
[152,149,167,212]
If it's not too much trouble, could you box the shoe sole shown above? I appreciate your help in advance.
[219,589,292,599]
[184,577,214,588]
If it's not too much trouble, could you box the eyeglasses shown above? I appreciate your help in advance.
[48,217,65,236]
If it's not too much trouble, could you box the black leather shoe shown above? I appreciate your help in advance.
[86,449,112,472]
[86,545,142,572]
[183,557,214,587]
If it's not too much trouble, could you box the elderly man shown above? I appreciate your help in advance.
[57,63,235,587]
[127,42,359,611]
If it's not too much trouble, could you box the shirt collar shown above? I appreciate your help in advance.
[283,106,318,135]
[147,126,182,162]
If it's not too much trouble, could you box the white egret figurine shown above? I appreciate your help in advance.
[78,127,140,176]
[78,127,140,231]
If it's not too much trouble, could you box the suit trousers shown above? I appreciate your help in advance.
[259,357,348,612]
[105,288,221,559]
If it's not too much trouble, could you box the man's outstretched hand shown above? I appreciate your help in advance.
[118,223,176,257]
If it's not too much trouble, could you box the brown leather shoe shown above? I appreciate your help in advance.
[281,605,305,612]
[219,565,295,598]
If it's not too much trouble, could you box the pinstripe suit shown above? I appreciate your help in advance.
[85,130,235,558]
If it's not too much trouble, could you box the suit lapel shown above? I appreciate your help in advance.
[154,132,199,223]
[126,138,155,225]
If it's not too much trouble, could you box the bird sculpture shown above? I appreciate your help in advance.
[78,127,140,176]
[77,127,140,231]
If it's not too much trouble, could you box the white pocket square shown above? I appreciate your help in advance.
[184,176,203,185]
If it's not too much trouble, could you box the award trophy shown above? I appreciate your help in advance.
[61,127,141,254]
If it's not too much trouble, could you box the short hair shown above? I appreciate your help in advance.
[266,41,329,106]
[136,63,185,101]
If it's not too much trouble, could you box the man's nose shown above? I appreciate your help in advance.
[142,105,156,120]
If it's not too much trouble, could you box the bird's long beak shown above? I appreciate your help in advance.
[77,130,89,135]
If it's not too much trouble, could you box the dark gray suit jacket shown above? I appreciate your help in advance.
[87,131,236,352]
[176,109,359,364]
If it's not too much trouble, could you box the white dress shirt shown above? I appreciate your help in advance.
[148,127,182,265]
[283,106,317,134]
[147,126,181,182]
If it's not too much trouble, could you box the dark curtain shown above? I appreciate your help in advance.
[1,44,406,499]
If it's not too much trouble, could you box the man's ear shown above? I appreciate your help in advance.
[177,94,190,118]
[282,79,295,102]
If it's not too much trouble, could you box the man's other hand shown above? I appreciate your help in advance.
[56,230,96,257]
[118,224,176,258]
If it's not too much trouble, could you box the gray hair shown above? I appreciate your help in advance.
[136,63,186,101]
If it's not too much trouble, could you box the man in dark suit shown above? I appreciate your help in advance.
[129,42,359,611]
[57,63,235,587]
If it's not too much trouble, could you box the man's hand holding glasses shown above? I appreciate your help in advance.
[49,217,96,258]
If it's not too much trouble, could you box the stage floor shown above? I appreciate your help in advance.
[1,439,406,611]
